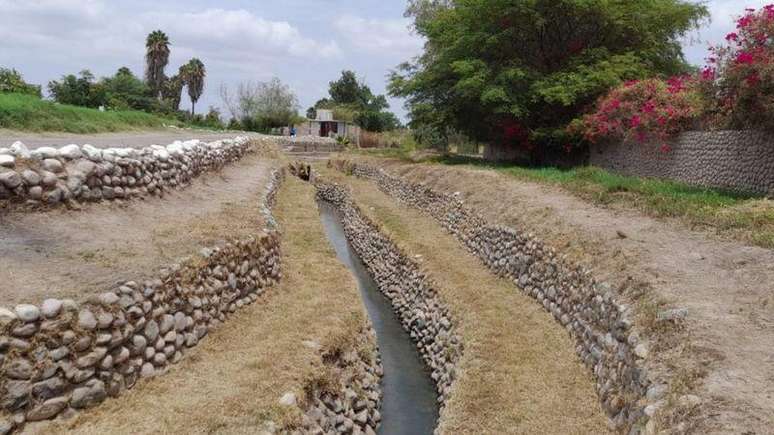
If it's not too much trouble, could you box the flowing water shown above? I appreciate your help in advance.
[319,201,439,435]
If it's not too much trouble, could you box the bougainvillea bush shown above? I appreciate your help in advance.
[707,5,774,130]
[576,4,774,146]
[572,77,705,148]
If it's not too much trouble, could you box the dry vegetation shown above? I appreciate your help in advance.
[27,175,368,434]
[319,166,610,434]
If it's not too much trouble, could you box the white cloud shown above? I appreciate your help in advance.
[334,15,424,57]
[143,8,341,61]
[683,0,771,65]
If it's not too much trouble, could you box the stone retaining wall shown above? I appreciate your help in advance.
[315,180,462,417]
[297,326,383,435]
[590,131,774,196]
[0,137,254,207]
[0,167,286,433]
[330,160,659,433]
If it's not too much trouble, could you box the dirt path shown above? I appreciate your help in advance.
[322,166,610,434]
[373,160,773,434]
[26,176,365,434]
[0,153,275,305]
[0,129,264,149]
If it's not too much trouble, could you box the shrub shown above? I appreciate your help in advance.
[572,77,705,148]
[705,4,774,130]
[0,68,41,98]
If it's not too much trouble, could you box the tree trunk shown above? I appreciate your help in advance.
[191,100,195,117]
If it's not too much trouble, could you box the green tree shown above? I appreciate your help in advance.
[181,58,206,116]
[315,70,400,132]
[145,30,171,99]
[0,68,41,97]
[390,0,708,158]
[48,70,105,108]
[101,67,154,111]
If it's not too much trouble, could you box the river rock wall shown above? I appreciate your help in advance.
[590,131,774,196]
[297,326,383,435]
[315,181,462,417]
[0,168,286,433]
[0,137,254,207]
[330,160,659,433]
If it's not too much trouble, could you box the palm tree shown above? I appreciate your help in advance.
[182,58,206,116]
[145,30,170,99]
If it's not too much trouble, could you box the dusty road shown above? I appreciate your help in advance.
[0,128,264,149]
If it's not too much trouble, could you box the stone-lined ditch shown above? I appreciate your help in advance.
[302,164,462,434]
[330,159,661,434]
[319,201,438,435]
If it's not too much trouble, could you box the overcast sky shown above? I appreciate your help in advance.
[1,0,769,121]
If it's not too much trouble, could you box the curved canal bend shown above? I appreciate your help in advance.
[318,201,439,435]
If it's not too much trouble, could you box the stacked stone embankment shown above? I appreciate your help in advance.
[297,327,383,434]
[590,131,774,196]
[0,167,286,433]
[315,180,462,418]
[330,160,661,433]
[0,137,253,207]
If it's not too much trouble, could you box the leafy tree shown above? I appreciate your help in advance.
[390,0,709,158]
[0,68,41,97]
[314,70,400,132]
[145,30,170,99]
[181,58,206,116]
[48,70,105,108]
[220,78,300,132]
[101,67,154,111]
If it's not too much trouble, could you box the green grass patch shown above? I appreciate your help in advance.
[386,153,774,249]
[0,93,178,133]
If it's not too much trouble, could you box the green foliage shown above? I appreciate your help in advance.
[0,92,174,133]
[48,70,105,108]
[101,67,155,111]
[0,68,41,97]
[313,70,401,132]
[390,0,709,154]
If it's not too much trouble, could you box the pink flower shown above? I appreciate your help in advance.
[660,144,671,153]
[736,51,755,64]
[726,32,739,41]
[642,100,656,114]
[746,72,761,86]
[630,115,641,128]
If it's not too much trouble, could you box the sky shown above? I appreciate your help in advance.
[0,0,770,121]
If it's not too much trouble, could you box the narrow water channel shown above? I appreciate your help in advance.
[318,201,439,435]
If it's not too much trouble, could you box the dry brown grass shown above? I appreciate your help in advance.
[319,166,610,434]
[27,176,366,435]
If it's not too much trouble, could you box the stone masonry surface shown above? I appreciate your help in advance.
[295,326,383,435]
[590,131,774,196]
[0,137,254,207]
[330,160,664,434]
[315,176,462,432]
[0,166,286,434]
